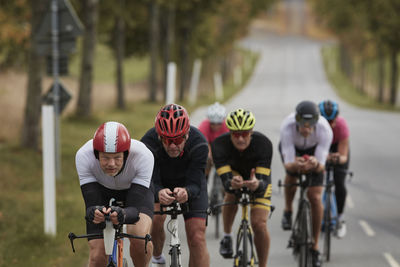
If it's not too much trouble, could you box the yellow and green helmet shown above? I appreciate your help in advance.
[225,108,255,131]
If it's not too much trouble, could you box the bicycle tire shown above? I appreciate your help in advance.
[298,201,312,267]
[242,221,248,267]
[323,190,332,262]
[170,246,180,267]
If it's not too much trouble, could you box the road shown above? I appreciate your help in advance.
[173,20,400,267]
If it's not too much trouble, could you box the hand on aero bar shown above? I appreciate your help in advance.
[231,175,244,190]
[173,187,188,204]
[243,168,259,192]
[297,154,318,173]
[159,188,176,205]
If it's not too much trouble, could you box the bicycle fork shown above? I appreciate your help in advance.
[169,218,182,267]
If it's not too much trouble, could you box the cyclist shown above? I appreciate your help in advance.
[319,100,350,238]
[141,104,210,267]
[211,108,273,267]
[198,102,229,177]
[279,101,333,267]
[75,121,154,267]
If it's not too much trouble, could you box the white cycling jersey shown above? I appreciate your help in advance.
[75,139,154,190]
[280,113,333,164]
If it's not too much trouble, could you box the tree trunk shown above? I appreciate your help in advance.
[21,0,47,150]
[76,0,98,117]
[359,54,365,94]
[162,4,175,102]
[115,0,125,109]
[149,0,159,102]
[178,27,190,102]
[389,48,398,106]
[377,44,385,103]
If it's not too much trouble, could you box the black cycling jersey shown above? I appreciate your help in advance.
[141,126,208,201]
[211,131,273,196]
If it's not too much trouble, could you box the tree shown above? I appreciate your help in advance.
[21,0,47,150]
[76,0,98,117]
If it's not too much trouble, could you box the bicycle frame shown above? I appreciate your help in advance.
[154,202,210,267]
[213,188,274,267]
[68,198,151,267]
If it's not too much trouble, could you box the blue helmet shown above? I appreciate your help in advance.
[319,100,339,121]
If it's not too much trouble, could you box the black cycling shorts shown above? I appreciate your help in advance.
[86,184,154,239]
[278,142,323,186]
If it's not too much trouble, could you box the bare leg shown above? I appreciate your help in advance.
[88,239,107,267]
[185,218,210,267]
[284,175,298,212]
[151,203,167,257]
[308,186,323,250]
[251,208,270,267]
[127,213,153,267]
[222,192,238,233]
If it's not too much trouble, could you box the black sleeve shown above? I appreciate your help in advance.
[185,142,208,199]
[140,129,163,199]
[211,136,233,192]
[80,182,103,208]
[253,135,273,195]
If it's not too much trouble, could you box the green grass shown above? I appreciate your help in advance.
[321,45,400,112]
[0,48,259,266]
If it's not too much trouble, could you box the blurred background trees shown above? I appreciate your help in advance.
[310,0,400,105]
[2,0,399,149]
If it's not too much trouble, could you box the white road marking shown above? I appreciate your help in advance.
[346,195,354,208]
[384,253,400,267]
[359,220,375,237]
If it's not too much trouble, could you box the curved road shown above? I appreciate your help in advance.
[185,24,400,267]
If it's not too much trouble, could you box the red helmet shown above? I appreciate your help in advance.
[93,122,131,153]
[155,104,190,138]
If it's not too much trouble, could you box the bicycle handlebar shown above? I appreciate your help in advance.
[68,228,152,254]
[154,201,211,217]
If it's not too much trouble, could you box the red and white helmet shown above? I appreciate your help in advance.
[155,104,190,138]
[93,121,131,153]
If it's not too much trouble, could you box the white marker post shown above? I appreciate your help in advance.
[188,59,202,106]
[166,62,176,104]
[42,105,57,236]
[214,72,224,101]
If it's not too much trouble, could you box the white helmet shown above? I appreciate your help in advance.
[207,102,226,123]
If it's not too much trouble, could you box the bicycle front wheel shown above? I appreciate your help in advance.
[298,202,312,267]
[323,191,332,262]
[170,246,180,267]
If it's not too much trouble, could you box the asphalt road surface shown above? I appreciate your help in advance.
[166,25,400,267]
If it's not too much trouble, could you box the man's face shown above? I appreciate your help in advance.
[99,152,124,176]
[210,122,223,132]
[298,123,314,137]
[230,130,252,151]
[161,134,188,158]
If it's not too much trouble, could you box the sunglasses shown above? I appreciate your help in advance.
[231,131,251,138]
[161,135,186,146]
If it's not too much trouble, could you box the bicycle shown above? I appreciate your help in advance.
[321,164,354,262]
[208,166,224,239]
[154,201,209,267]
[68,198,152,267]
[279,173,313,267]
[213,187,274,267]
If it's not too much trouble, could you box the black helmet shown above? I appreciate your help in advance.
[295,101,319,126]
[319,100,339,121]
